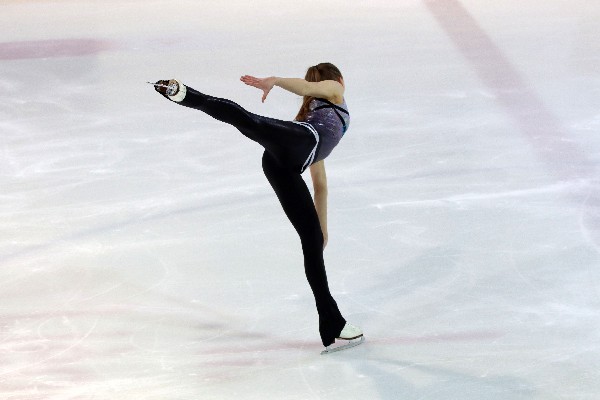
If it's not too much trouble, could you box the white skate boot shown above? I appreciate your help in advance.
[338,323,363,340]
[321,322,365,355]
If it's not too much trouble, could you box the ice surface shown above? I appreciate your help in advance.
[1,0,599,399]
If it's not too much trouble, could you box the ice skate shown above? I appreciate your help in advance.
[338,322,363,340]
[321,323,364,355]
[148,79,180,96]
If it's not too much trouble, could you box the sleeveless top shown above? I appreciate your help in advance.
[301,98,350,163]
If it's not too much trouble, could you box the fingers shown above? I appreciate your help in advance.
[240,75,260,86]
[241,75,269,102]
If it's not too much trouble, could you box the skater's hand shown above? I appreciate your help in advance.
[240,75,276,103]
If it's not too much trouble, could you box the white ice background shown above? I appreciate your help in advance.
[1,0,600,399]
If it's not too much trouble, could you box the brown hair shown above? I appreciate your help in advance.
[295,62,343,121]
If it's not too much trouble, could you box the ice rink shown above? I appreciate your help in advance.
[1,0,599,399]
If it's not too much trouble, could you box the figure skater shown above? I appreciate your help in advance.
[152,62,363,352]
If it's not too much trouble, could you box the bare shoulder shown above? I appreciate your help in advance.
[320,80,345,104]
[308,80,344,104]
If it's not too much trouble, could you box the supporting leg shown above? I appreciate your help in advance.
[262,151,346,346]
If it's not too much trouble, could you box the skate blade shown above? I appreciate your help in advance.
[146,82,169,88]
[321,336,365,355]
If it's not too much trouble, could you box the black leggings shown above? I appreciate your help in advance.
[175,87,346,346]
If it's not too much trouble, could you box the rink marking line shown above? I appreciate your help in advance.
[423,0,600,251]
[0,38,115,60]
[422,0,589,176]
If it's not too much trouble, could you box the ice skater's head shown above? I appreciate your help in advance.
[295,63,345,121]
[305,63,344,86]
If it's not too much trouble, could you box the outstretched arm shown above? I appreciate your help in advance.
[309,160,329,249]
[240,75,344,104]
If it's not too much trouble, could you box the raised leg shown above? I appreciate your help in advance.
[177,87,316,171]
